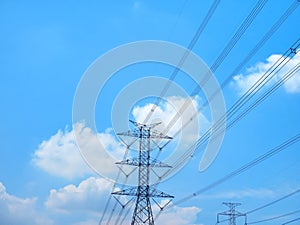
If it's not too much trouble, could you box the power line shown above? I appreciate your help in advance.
[282,217,300,225]
[158,59,300,222]
[115,198,134,225]
[223,62,300,136]
[142,0,221,124]
[161,0,299,144]
[167,0,190,40]
[154,51,300,225]
[156,2,300,167]
[157,4,299,172]
[118,200,134,225]
[110,7,298,215]
[220,213,300,225]
[219,0,300,89]
[210,0,268,73]
[218,189,300,225]
[99,1,220,223]
[158,39,300,181]
[99,147,133,225]
[98,154,124,225]
[102,2,300,223]
[246,187,300,214]
[248,209,300,224]
[155,132,300,219]
[162,0,270,136]
[217,202,247,225]
[100,1,222,223]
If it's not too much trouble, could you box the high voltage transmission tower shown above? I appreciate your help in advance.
[112,120,174,225]
[217,202,247,225]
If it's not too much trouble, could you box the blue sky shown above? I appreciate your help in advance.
[0,1,300,225]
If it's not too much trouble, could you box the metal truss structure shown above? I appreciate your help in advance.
[217,202,247,225]
[112,120,174,225]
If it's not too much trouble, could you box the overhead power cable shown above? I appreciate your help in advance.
[151,0,290,172]
[205,62,300,159]
[98,147,132,225]
[153,132,300,221]
[104,1,300,223]
[168,0,190,40]
[157,0,300,170]
[225,63,300,131]
[101,1,220,223]
[119,201,134,225]
[247,188,300,214]
[218,187,300,224]
[282,217,300,225]
[161,0,269,135]
[154,43,300,222]
[219,0,300,89]
[157,0,299,154]
[210,0,268,73]
[248,209,300,224]
[100,1,221,223]
[174,133,300,206]
[158,41,300,181]
[142,0,220,124]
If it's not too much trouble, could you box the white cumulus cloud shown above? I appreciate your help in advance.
[45,177,112,214]
[153,200,202,225]
[33,95,208,181]
[0,182,52,225]
[132,95,208,137]
[132,95,209,152]
[130,95,211,180]
[32,123,125,180]
[232,52,300,95]
[44,177,202,225]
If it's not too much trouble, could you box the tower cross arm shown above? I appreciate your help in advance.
[112,187,138,196]
[116,157,172,168]
[112,186,174,198]
[150,132,173,140]
[117,130,140,138]
[148,187,174,198]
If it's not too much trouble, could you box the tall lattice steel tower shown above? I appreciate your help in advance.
[217,202,247,225]
[112,120,174,225]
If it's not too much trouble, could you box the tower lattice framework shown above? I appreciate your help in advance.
[217,202,247,225]
[112,120,174,225]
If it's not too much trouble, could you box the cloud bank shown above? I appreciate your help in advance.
[32,124,125,180]
[0,182,52,225]
[232,52,300,95]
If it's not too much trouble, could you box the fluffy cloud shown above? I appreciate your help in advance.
[0,182,52,225]
[32,124,125,180]
[132,95,209,155]
[232,52,300,94]
[33,95,208,181]
[45,177,112,214]
[153,200,202,225]
[45,176,202,225]
[132,95,208,138]
[131,95,211,180]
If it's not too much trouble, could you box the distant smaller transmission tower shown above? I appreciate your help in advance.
[112,120,174,225]
[217,202,247,225]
